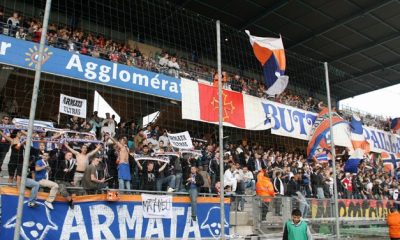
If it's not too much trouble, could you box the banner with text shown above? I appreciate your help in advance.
[262,100,317,140]
[59,94,87,118]
[141,194,173,219]
[0,189,230,240]
[168,131,194,149]
[0,35,181,100]
[311,198,391,219]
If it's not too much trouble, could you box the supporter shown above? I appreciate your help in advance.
[101,113,116,136]
[224,162,237,193]
[109,136,131,190]
[82,156,106,192]
[136,160,157,191]
[35,152,60,210]
[63,142,102,186]
[198,165,211,193]
[286,172,301,197]
[0,115,11,174]
[341,172,352,199]
[167,56,180,78]
[158,130,169,146]
[147,134,159,151]
[155,157,176,192]
[53,151,75,209]
[208,152,220,189]
[142,125,152,139]
[185,166,204,221]
[158,53,169,74]
[273,171,284,196]
[7,11,19,37]
[170,154,183,191]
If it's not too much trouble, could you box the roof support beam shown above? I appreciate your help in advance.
[330,33,400,62]
[332,60,400,85]
[287,0,394,49]
[238,0,289,30]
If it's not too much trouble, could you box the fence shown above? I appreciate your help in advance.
[253,195,389,239]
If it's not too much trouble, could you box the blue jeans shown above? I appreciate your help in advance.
[244,180,255,191]
[189,187,198,217]
[175,173,183,191]
[26,178,39,202]
[156,175,176,191]
[118,179,131,190]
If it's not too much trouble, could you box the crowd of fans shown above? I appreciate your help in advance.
[0,110,398,209]
[0,9,391,130]
[0,9,398,214]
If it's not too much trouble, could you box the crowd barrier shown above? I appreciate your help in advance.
[0,181,394,239]
[0,185,231,240]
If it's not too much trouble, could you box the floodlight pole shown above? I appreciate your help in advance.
[324,62,340,239]
[13,0,52,239]
[216,20,226,240]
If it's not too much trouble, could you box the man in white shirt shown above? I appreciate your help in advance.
[167,56,180,78]
[158,130,170,146]
[147,134,159,151]
[243,166,255,192]
[224,163,237,192]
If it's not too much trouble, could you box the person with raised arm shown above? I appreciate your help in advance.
[0,129,40,208]
[64,142,101,186]
[109,136,131,190]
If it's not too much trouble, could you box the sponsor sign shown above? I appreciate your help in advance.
[0,35,181,100]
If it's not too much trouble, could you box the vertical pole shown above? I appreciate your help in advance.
[324,62,340,239]
[13,0,52,239]
[216,20,225,240]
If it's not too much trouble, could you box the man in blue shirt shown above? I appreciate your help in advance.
[35,152,59,210]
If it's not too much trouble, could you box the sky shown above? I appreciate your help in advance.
[339,83,400,119]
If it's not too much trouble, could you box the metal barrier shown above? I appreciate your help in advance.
[253,195,390,238]
[0,182,391,238]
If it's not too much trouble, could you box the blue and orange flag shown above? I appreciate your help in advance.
[245,30,288,96]
[391,118,400,134]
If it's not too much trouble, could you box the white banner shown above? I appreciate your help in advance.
[141,194,173,219]
[59,94,87,118]
[167,131,193,149]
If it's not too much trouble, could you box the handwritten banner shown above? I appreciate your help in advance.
[168,131,194,149]
[59,94,87,118]
[141,194,173,219]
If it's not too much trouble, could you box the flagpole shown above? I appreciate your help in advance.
[324,62,340,239]
[216,20,225,240]
[13,0,52,239]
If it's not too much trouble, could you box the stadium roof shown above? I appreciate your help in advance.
[170,0,400,100]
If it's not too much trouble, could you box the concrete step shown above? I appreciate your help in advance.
[230,225,255,236]
[230,211,250,226]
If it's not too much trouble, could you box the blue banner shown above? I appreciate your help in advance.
[0,193,230,240]
[0,35,181,100]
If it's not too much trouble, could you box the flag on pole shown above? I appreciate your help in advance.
[245,30,288,96]
[391,118,400,134]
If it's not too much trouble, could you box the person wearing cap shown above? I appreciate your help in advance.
[256,168,275,222]
[388,207,400,240]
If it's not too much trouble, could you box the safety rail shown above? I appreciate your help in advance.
[0,182,392,239]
